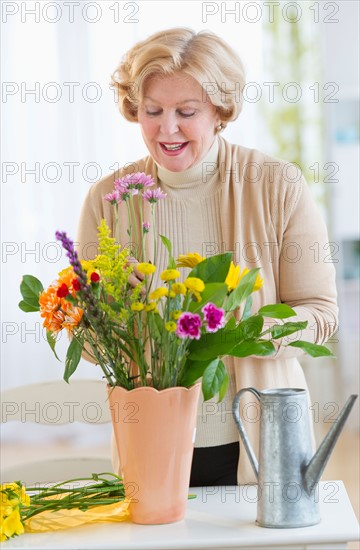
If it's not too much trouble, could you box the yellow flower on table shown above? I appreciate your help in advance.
[176,252,205,268]
[136,262,156,275]
[160,269,180,281]
[144,302,156,312]
[1,510,24,540]
[0,482,28,542]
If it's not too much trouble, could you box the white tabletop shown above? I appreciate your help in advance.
[3,481,359,549]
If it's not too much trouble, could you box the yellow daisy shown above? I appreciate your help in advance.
[171,282,187,295]
[148,287,169,301]
[131,302,144,311]
[165,321,177,332]
[160,269,180,281]
[136,262,156,275]
[184,277,205,293]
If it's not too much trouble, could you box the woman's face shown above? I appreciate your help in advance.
[137,73,221,172]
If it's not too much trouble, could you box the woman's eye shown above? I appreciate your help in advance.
[179,111,195,118]
[146,111,161,116]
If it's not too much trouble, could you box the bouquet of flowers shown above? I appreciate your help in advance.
[19,173,333,401]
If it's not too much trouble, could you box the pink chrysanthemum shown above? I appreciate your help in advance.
[202,303,225,333]
[176,312,202,340]
[142,188,167,203]
[114,172,154,192]
[104,190,121,205]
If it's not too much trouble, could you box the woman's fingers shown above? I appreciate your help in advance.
[126,257,146,294]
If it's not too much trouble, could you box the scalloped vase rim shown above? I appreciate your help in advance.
[107,383,201,395]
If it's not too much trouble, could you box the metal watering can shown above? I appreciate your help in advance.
[232,388,358,528]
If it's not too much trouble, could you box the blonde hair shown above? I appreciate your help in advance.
[110,28,246,128]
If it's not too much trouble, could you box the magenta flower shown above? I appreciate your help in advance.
[202,303,225,333]
[142,221,151,233]
[176,312,202,340]
[142,188,167,203]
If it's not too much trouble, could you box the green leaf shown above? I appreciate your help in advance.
[180,359,210,386]
[269,321,308,339]
[188,253,232,284]
[64,337,83,383]
[241,295,253,320]
[18,300,40,313]
[91,281,101,300]
[188,323,242,361]
[159,234,176,269]
[231,340,276,358]
[226,268,261,311]
[258,303,296,319]
[217,372,229,403]
[110,302,122,312]
[288,340,335,357]
[202,359,227,401]
[188,283,228,313]
[238,315,264,340]
[47,331,61,361]
[19,275,43,311]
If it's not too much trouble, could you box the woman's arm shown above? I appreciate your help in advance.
[272,176,339,358]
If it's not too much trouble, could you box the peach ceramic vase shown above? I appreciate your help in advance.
[107,383,201,525]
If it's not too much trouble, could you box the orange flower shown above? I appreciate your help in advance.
[39,286,62,330]
[58,267,75,289]
[63,306,84,334]
[58,267,78,296]
[39,285,70,333]
[45,309,65,333]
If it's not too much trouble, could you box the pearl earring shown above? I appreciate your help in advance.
[216,123,223,132]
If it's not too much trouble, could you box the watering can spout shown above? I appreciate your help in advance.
[303,394,358,495]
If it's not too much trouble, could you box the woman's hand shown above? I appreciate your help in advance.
[126,256,146,293]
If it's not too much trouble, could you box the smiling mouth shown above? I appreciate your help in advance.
[160,142,189,152]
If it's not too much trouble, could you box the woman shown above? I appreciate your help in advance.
[77,28,338,486]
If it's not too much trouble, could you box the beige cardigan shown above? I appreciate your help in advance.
[77,136,338,484]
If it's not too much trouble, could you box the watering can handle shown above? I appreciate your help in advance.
[232,387,261,480]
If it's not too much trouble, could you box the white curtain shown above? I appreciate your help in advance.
[1,1,265,392]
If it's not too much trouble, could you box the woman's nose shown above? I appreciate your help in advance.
[159,113,179,136]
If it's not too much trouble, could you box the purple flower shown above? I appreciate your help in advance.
[55,231,87,283]
[142,221,151,233]
[142,188,167,204]
[55,231,100,318]
[202,303,225,333]
[176,312,202,340]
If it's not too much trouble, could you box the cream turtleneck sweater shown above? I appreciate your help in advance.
[155,138,239,447]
